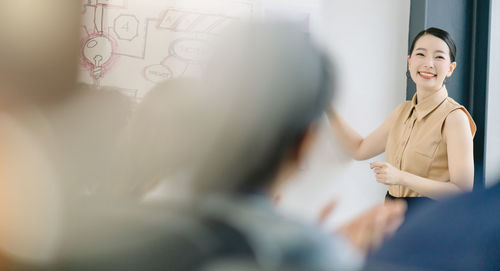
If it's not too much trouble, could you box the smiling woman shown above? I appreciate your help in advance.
[407,28,457,92]
[328,27,476,216]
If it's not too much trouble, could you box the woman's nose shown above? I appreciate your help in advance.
[422,59,434,68]
[422,57,434,67]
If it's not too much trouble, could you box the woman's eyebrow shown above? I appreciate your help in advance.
[415,48,447,54]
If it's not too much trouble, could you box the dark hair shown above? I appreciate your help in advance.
[409,27,457,62]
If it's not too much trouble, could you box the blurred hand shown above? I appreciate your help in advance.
[273,194,282,205]
[336,200,407,255]
[317,198,339,224]
[370,161,403,185]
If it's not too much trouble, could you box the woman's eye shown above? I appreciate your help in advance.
[416,53,424,56]
[436,56,445,59]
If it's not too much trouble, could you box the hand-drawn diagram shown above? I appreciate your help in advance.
[78,0,318,99]
[142,8,242,83]
[142,41,206,83]
[157,8,238,34]
[81,0,123,85]
[79,0,257,99]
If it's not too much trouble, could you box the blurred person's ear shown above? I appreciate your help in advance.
[0,0,81,105]
[295,124,320,164]
[272,125,320,194]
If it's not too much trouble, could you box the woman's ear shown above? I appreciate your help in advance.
[447,62,457,77]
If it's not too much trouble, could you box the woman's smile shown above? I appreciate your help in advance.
[418,71,437,80]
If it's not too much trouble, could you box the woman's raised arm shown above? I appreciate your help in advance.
[327,104,403,161]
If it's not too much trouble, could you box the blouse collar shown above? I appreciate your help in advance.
[407,87,448,121]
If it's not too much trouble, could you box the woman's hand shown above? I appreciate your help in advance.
[370,161,403,185]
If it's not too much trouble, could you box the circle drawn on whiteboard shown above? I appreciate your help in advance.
[169,39,210,62]
[144,64,174,83]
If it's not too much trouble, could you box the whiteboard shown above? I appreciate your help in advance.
[78,0,319,99]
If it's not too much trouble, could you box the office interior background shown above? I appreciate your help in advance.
[74,0,499,227]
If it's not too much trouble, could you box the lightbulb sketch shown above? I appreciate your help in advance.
[83,36,113,80]
[81,1,116,85]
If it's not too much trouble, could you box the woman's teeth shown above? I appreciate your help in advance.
[418,72,436,79]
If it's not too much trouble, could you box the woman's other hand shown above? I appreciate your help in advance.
[370,161,403,185]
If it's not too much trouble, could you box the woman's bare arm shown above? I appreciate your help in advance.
[327,104,403,160]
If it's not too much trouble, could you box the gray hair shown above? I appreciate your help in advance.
[193,22,334,194]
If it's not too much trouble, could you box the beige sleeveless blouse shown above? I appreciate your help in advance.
[385,88,476,197]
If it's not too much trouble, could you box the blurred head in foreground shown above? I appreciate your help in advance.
[54,22,340,271]
[111,23,333,201]
[192,22,333,196]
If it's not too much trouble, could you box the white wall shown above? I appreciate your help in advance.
[485,0,500,187]
[277,0,410,228]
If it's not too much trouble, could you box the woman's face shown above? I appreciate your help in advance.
[408,34,456,91]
